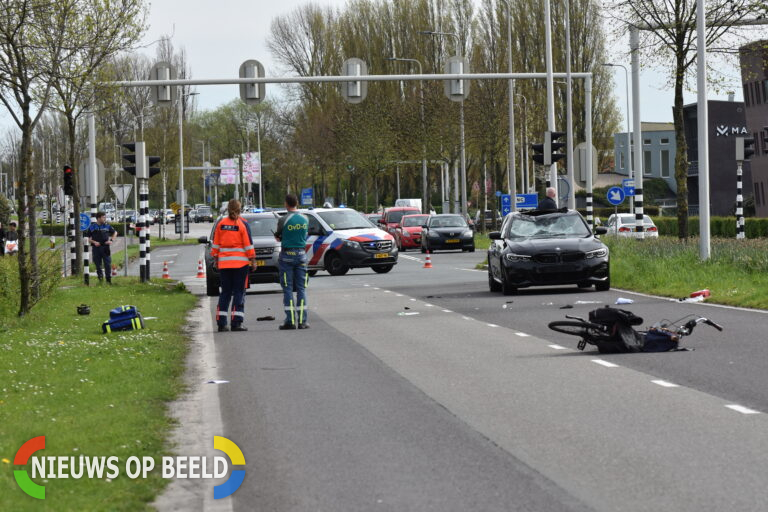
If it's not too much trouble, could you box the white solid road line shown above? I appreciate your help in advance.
[592,359,620,368]
[487,323,499,328]
[456,268,485,273]
[424,303,434,307]
[614,287,768,315]
[725,404,761,415]
[442,309,453,313]
[652,380,680,388]
[548,344,568,350]
[515,332,530,337]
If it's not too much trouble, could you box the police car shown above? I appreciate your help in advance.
[299,207,398,276]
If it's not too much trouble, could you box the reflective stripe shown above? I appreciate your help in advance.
[216,306,221,321]
[289,300,295,325]
[221,247,248,252]
[243,245,254,251]
[218,256,250,262]
[304,269,308,287]
[283,272,287,287]
[211,244,220,249]
[232,311,244,318]
[299,299,305,323]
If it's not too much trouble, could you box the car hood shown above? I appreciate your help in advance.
[402,226,422,234]
[251,236,280,248]
[339,228,394,242]
[503,236,605,254]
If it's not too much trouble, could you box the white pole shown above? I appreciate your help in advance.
[696,1,710,259]
[257,114,263,208]
[460,102,468,216]
[630,27,644,239]
[544,0,557,202]
[178,88,185,241]
[500,0,517,209]
[565,0,575,210]
[585,75,594,228]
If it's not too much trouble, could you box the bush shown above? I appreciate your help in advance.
[40,223,130,236]
[578,206,660,218]
[0,249,62,319]
[650,216,768,238]
[0,194,12,226]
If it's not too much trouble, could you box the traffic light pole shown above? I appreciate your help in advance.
[139,178,150,282]
[178,88,186,242]
[736,161,744,239]
[585,75,594,228]
[543,0,558,203]
[630,28,645,240]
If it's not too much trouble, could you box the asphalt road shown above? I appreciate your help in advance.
[161,244,768,511]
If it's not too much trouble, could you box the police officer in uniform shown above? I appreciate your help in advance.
[275,194,309,330]
[211,199,256,332]
[87,212,117,283]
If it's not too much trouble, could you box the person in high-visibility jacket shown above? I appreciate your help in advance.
[211,199,256,332]
[275,194,309,330]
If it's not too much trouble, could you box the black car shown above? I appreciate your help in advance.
[421,214,475,253]
[487,208,609,295]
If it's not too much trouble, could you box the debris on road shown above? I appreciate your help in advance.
[559,305,574,309]
[690,289,711,299]
[679,295,705,303]
[205,380,229,384]
[397,312,420,316]
[574,300,602,305]
[615,298,634,305]
[257,316,275,321]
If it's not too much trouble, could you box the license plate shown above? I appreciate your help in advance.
[374,253,389,259]
[255,260,266,266]
[446,238,460,243]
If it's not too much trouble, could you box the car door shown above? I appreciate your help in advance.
[488,219,505,279]
[303,213,327,268]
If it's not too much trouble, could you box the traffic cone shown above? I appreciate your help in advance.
[111,264,118,277]
[196,260,206,278]
[423,251,433,269]
[162,261,170,279]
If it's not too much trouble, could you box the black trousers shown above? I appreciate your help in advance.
[92,245,112,280]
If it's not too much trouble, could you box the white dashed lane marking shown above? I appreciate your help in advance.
[725,405,760,415]
[652,380,680,388]
[592,359,619,368]
[548,344,568,350]
[442,309,453,313]
[515,332,530,337]
[487,323,499,328]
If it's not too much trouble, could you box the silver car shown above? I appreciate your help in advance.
[604,214,659,238]
[199,212,282,297]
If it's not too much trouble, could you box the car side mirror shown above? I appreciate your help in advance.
[197,236,208,244]
[308,228,324,236]
[594,227,607,235]
[422,225,429,229]
[488,231,502,240]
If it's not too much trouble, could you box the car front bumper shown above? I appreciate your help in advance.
[502,258,609,287]
[425,235,474,250]
[337,245,399,268]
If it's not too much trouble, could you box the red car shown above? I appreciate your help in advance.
[395,214,430,251]
[379,207,421,238]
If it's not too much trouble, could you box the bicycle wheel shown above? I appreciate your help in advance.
[548,320,606,339]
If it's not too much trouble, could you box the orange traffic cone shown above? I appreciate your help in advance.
[162,261,170,279]
[423,251,433,269]
[111,264,118,277]
[196,259,206,278]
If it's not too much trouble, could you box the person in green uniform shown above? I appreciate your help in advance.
[275,194,309,330]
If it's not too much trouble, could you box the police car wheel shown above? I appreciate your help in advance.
[325,252,349,276]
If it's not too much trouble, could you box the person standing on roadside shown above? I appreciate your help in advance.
[539,187,558,210]
[87,212,117,284]
[211,199,256,332]
[275,194,309,330]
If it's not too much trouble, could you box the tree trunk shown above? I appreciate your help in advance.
[26,122,39,302]
[68,116,83,273]
[672,59,689,239]
[16,116,32,316]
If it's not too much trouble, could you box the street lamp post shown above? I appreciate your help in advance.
[178,91,199,241]
[515,93,529,193]
[420,30,467,216]
[256,113,263,209]
[601,63,632,213]
[498,0,517,210]
[386,57,427,210]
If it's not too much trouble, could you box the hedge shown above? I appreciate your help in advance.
[40,223,131,237]
[650,216,768,239]
[578,206,660,218]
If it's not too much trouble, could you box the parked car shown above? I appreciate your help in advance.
[364,213,383,226]
[421,214,475,253]
[199,212,282,297]
[395,214,430,252]
[474,209,502,230]
[604,214,659,238]
[487,208,610,295]
[299,207,398,275]
[379,206,421,238]
[162,209,175,224]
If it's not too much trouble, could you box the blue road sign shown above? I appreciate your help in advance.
[300,187,313,206]
[623,179,635,197]
[501,194,512,216]
[495,190,502,197]
[607,186,625,206]
[79,213,90,231]
[516,194,539,209]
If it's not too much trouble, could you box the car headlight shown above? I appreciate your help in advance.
[428,231,439,238]
[344,240,360,249]
[586,248,608,259]
[463,230,473,237]
[504,252,531,262]
[402,231,411,237]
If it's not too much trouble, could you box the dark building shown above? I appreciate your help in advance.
[682,100,752,217]
[739,40,768,218]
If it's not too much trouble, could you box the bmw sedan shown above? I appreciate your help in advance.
[487,208,609,295]
[421,214,475,253]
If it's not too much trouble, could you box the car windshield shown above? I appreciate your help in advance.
[403,215,429,227]
[506,214,591,239]
[386,211,407,224]
[318,210,372,230]
[247,216,278,237]
[618,215,654,225]
[198,207,211,214]
[429,216,468,228]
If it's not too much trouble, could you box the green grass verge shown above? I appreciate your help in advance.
[87,237,199,272]
[605,236,768,309]
[0,277,197,510]
[474,233,491,251]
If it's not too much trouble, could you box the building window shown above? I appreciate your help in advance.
[619,151,625,170]
[757,82,763,104]
[764,80,768,105]
[643,138,651,145]
[744,84,751,106]
[661,150,670,178]
[660,138,670,145]
[644,151,652,175]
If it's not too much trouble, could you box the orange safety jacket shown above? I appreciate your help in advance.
[211,217,255,269]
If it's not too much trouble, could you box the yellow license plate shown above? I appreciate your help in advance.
[255,260,266,266]
[374,253,389,259]
[446,238,460,243]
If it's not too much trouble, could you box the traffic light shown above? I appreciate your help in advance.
[63,165,74,196]
[147,155,161,178]
[122,141,146,178]
[531,131,567,166]
[735,136,755,162]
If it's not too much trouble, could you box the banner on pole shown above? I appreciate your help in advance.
[242,152,261,183]
[219,158,240,185]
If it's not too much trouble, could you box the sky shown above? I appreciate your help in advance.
[0,0,749,132]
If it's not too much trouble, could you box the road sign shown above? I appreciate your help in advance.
[495,190,502,197]
[607,186,625,206]
[501,194,512,216]
[79,212,90,231]
[516,194,538,209]
[301,188,314,206]
[341,58,368,104]
[174,215,189,234]
[557,176,570,203]
[623,179,635,197]
[239,59,266,105]
[444,56,470,102]
[110,184,133,205]
[175,190,187,205]
[573,142,598,188]
[150,61,176,106]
